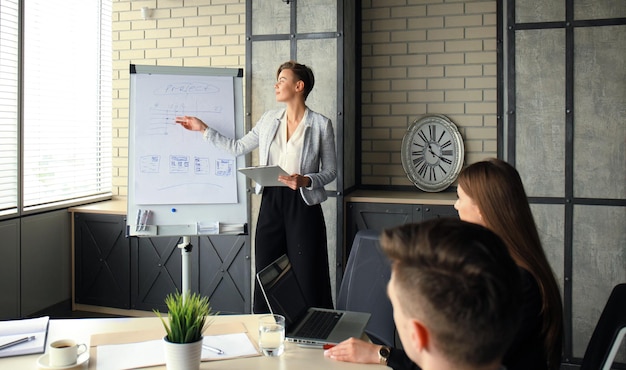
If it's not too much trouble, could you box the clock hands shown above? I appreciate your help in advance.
[427,144,444,160]
[427,143,453,165]
[427,144,435,157]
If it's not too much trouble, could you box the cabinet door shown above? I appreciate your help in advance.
[0,219,19,319]
[198,235,251,314]
[74,213,130,309]
[345,203,414,264]
[344,202,456,269]
[422,205,458,220]
[131,235,251,314]
[130,236,191,312]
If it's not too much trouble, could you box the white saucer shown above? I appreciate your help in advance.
[37,352,89,370]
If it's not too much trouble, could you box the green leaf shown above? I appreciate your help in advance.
[153,291,216,343]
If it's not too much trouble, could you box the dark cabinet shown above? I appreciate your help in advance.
[130,234,250,314]
[74,213,130,309]
[422,204,459,220]
[0,219,20,319]
[130,235,186,312]
[345,202,457,264]
[345,203,417,250]
[74,213,251,314]
[197,235,250,314]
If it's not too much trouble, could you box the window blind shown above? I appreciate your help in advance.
[22,0,112,210]
[0,0,19,216]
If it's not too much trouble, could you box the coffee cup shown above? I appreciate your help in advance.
[49,339,87,367]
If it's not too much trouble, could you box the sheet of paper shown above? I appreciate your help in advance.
[96,333,259,370]
[97,339,163,370]
[0,316,48,358]
[202,332,259,360]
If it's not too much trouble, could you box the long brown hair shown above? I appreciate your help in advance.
[457,158,563,370]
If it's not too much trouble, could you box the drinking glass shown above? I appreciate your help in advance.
[258,314,285,356]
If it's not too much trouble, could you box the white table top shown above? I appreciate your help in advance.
[1,314,387,370]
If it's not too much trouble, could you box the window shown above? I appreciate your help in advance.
[0,0,19,216]
[0,0,112,217]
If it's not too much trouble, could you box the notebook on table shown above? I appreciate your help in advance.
[0,316,49,358]
[256,254,371,346]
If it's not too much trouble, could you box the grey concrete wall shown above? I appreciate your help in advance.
[248,0,344,301]
[509,0,626,363]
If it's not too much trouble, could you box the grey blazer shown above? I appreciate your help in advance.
[203,108,337,206]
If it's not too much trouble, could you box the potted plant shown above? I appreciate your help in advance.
[154,291,214,370]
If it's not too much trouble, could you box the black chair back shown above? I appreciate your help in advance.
[337,230,396,346]
[580,283,626,370]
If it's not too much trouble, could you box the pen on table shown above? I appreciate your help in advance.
[0,336,35,351]
[202,344,224,355]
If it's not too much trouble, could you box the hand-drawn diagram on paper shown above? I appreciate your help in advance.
[132,73,237,204]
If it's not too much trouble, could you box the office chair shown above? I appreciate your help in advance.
[337,229,396,347]
[580,283,626,370]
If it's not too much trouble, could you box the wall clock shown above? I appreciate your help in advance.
[401,114,464,192]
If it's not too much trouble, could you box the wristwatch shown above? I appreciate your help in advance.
[378,345,391,366]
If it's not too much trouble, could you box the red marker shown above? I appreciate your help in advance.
[323,344,335,350]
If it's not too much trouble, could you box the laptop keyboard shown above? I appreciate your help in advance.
[294,310,343,339]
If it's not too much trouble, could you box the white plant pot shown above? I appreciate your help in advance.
[163,336,203,370]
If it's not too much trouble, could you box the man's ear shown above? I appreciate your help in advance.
[410,318,430,351]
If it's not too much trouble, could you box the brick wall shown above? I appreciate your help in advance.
[111,0,496,195]
[360,0,497,186]
[111,0,246,196]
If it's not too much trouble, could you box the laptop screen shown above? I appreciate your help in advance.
[256,255,309,329]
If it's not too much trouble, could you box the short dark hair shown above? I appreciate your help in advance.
[277,60,315,99]
[381,218,522,366]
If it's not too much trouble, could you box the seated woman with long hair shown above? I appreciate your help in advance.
[325,158,563,370]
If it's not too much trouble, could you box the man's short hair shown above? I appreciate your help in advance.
[381,218,522,367]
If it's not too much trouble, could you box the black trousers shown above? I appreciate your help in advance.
[253,187,333,313]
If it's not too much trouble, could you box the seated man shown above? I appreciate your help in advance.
[327,218,522,370]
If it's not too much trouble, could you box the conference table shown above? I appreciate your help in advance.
[2,314,388,369]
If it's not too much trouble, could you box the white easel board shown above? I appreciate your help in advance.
[127,64,247,237]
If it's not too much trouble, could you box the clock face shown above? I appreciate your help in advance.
[401,115,464,192]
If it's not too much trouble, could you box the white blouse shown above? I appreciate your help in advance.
[268,109,308,175]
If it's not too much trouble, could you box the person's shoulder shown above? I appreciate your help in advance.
[307,109,329,119]
[306,109,332,125]
[256,109,284,125]
[262,108,285,118]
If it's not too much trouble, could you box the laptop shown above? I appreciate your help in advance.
[256,254,371,346]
